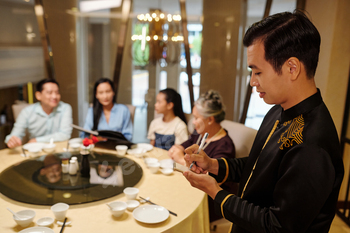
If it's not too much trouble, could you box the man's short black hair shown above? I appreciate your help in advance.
[36,79,59,92]
[243,10,321,78]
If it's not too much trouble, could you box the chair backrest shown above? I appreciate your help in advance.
[12,102,30,120]
[184,113,194,135]
[221,120,257,158]
[126,104,136,124]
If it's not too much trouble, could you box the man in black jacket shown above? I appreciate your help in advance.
[183,10,344,233]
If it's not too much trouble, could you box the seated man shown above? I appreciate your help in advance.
[5,79,72,148]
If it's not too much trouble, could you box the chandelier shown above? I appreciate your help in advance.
[131,9,183,67]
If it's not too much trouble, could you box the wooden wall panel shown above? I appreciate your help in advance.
[0,47,45,89]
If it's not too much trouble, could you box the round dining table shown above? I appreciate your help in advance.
[0,141,210,233]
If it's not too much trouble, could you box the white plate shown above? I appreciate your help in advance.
[19,227,54,233]
[133,205,169,224]
[22,143,46,151]
[136,143,153,152]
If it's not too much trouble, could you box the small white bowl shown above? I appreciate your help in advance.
[36,217,54,227]
[28,148,41,156]
[161,168,174,175]
[69,143,81,151]
[126,200,140,211]
[159,159,174,169]
[42,144,56,153]
[144,158,158,167]
[13,209,36,227]
[148,162,160,174]
[108,201,127,217]
[123,187,139,200]
[69,138,83,144]
[127,148,146,158]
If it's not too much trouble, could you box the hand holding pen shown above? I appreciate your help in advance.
[189,132,208,170]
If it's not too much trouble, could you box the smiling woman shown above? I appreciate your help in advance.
[80,78,133,141]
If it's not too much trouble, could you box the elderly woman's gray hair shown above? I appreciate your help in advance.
[195,90,226,123]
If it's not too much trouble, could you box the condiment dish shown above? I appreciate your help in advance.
[36,217,54,227]
[126,200,140,211]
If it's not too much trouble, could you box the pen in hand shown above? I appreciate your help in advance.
[189,132,209,170]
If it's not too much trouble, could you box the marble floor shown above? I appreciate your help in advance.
[209,214,350,233]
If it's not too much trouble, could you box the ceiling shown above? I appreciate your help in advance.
[0,0,297,22]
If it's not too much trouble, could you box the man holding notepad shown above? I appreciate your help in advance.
[183,10,344,233]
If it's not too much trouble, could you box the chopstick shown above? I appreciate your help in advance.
[59,217,67,233]
[21,146,27,158]
[139,196,177,217]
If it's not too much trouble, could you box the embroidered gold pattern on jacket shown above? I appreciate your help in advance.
[278,115,304,150]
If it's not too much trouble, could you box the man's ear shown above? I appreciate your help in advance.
[35,91,41,101]
[286,57,300,80]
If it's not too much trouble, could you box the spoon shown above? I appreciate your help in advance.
[7,207,27,220]
[106,203,113,210]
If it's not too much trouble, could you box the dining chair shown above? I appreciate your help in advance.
[210,120,257,232]
[220,120,257,158]
[184,113,194,135]
[12,102,30,120]
[11,101,31,143]
[125,104,136,124]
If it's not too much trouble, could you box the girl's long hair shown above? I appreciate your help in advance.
[159,88,187,125]
[92,78,116,130]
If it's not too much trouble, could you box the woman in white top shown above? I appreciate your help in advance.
[147,88,188,150]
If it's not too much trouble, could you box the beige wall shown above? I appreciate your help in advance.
[306,0,350,202]
[306,0,350,137]
[200,0,244,121]
[43,0,79,137]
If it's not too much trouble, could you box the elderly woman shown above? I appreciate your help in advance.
[169,90,235,165]
[168,90,236,222]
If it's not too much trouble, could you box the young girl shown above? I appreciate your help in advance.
[81,78,133,141]
[147,88,188,150]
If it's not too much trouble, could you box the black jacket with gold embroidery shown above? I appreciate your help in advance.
[212,90,344,233]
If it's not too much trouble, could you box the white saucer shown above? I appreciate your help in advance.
[19,227,54,233]
[133,205,169,224]
[22,143,46,151]
[136,143,153,152]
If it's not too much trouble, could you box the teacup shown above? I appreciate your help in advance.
[51,202,69,220]
[116,145,128,156]
[123,187,139,200]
